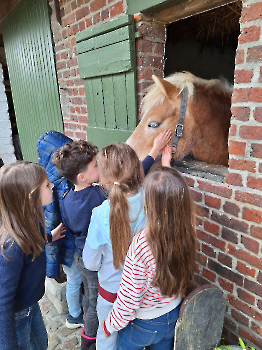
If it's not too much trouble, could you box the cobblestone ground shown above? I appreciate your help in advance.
[39,294,82,350]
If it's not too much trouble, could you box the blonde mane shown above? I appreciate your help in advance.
[141,72,232,116]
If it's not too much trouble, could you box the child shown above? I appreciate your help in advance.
[52,132,171,350]
[102,148,196,350]
[82,138,171,350]
[0,161,65,350]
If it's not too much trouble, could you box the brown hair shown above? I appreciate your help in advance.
[97,143,144,269]
[143,167,196,298]
[0,161,47,259]
[52,140,98,184]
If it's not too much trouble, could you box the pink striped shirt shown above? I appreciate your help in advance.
[105,229,181,334]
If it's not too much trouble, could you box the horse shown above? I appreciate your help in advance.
[126,72,232,166]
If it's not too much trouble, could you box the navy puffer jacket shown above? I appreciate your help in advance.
[37,130,75,278]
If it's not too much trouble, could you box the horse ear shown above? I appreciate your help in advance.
[152,75,175,99]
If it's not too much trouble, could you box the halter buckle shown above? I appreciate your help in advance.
[175,124,183,138]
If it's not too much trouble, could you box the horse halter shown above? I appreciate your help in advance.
[171,87,188,150]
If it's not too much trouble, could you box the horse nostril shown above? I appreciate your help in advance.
[148,122,161,128]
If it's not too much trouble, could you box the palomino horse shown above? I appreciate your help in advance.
[126,72,232,166]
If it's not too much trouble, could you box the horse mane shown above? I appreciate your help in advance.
[141,71,233,116]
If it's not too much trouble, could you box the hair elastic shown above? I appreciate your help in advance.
[113,182,120,185]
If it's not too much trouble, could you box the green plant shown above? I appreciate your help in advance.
[214,338,256,350]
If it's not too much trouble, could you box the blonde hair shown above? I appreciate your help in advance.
[0,161,47,260]
[143,167,196,297]
[97,143,144,269]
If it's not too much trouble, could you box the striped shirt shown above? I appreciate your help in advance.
[105,229,181,334]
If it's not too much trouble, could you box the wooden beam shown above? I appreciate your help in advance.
[151,0,237,23]
[0,0,21,23]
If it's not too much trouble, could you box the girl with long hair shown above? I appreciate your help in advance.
[0,161,65,350]
[102,148,196,350]
[83,135,171,350]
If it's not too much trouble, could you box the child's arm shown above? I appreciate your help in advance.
[50,223,66,242]
[161,144,172,167]
[148,129,172,160]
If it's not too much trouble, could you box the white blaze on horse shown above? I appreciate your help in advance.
[126,72,232,166]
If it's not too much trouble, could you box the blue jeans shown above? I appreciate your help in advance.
[15,302,48,350]
[116,304,181,350]
[63,253,82,318]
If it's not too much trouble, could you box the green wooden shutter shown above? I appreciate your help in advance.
[76,15,137,148]
[2,0,63,162]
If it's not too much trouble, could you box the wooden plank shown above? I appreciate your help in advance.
[0,0,21,23]
[78,41,132,78]
[126,0,185,14]
[77,26,131,54]
[113,73,128,130]
[84,80,97,127]
[101,75,116,129]
[86,127,133,149]
[91,77,106,128]
[76,14,132,43]
[125,71,137,130]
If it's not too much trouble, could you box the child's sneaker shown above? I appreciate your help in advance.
[66,312,84,329]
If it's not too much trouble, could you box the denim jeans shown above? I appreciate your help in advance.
[116,304,181,350]
[75,254,99,338]
[63,253,82,318]
[15,302,48,350]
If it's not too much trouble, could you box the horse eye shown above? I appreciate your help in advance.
[148,121,161,128]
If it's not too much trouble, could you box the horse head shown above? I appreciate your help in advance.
[126,72,232,166]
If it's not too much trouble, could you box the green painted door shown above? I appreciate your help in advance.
[76,15,137,149]
[2,0,63,162]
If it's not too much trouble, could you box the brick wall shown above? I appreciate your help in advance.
[51,0,262,347]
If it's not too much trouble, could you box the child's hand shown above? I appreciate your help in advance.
[51,223,66,241]
[101,320,111,337]
[161,145,172,168]
[149,129,172,160]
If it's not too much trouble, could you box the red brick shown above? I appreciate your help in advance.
[229,159,256,173]
[258,299,262,310]
[109,1,123,17]
[101,8,109,21]
[202,268,216,282]
[241,3,262,22]
[80,106,87,114]
[90,0,106,12]
[75,131,87,140]
[232,88,250,103]
[251,143,262,159]
[218,252,232,268]
[79,21,86,31]
[250,225,262,240]
[224,315,236,330]
[247,175,262,190]
[205,195,221,209]
[247,45,262,63]
[76,6,90,20]
[257,272,262,284]
[235,190,262,207]
[197,181,232,198]
[85,18,92,28]
[78,115,88,124]
[197,230,226,251]
[218,277,234,293]
[195,216,202,227]
[208,259,243,286]
[231,106,250,121]
[229,123,237,137]
[231,309,249,327]
[71,97,84,105]
[63,13,75,27]
[222,227,238,244]
[224,172,243,186]
[71,0,77,11]
[76,0,84,6]
[228,244,262,270]
[203,220,220,236]
[238,25,261,44]
[251,322,262,337]
[223,201,240,217]
[241,235,259,254]
[228,295,262,322]
[244,278,262,298]
[93,12,101,25]
[236,261,256,278]
[183,175,195,187]
[228,140,246,156]
[234,69,253,83]
[235,49,244,64]
[194,274,210,286]
[195,204,209,218]
[254,107,262,123]
[211,211,248,233]
[196,252,207,266]
[242,207,262,224]
[259,163,262,173]
[202,244,216,258]
[190,189,202,202]
[237,288,255,305]
[239,327,262,350]
[64,130,74,138]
